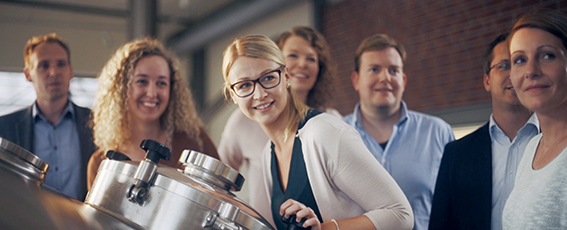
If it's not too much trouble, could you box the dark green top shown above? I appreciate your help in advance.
[270,109,322,230]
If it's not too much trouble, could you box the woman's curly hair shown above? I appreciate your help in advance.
[275,26,337,109]
[92,37,203,152]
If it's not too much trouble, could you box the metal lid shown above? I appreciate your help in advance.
[0,137,49,181]
[0,157,142,230]
[87,159,274,230]
[179,150,245,192]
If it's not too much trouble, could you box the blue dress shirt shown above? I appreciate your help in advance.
[489,114,539,230]
[33,101,82,200]
[344,101,454,230]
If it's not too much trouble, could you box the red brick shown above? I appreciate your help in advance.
[323,0,567,114]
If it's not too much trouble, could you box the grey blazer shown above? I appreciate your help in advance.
[0,102,96,201]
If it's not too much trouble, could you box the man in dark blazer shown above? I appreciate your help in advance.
[429,33,539,230]
[0,33,96,201]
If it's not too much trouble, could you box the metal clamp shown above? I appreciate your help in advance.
[202,211,242,230]
[127,139,171,205]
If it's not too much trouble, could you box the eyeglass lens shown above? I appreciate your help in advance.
[231,68,282,97]
[490,61,510,73]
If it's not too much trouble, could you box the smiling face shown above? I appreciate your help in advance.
[127,55,171,124]
[227,56,290,126]
[24,42,73,103]
[352,48,407,114]
[484,42,522,108]
[510,28,567,114]
[281,35,319,96]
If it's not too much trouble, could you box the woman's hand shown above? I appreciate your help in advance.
[280,199,321,229]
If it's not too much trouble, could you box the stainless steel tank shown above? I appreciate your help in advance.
[0,137,142,230]
[85,139,274,230]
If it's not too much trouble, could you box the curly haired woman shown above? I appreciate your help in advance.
[87,38,218,189]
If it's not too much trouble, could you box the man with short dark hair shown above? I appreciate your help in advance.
[428,33,539,230]
[0,33,96,201]
[343,33,454,230]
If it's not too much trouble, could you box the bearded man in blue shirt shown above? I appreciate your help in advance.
[0,33,96,201]
[343,33,454,230]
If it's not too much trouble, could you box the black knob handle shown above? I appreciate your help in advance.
[106,150,132,161]
[140,139,171,163]
[281,214,311,230]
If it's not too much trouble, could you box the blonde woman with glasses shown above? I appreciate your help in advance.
[221,34,413,230]
[218,27,340,223]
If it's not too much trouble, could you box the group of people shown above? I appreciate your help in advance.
[0,34,220,201]
[0,8,566,230]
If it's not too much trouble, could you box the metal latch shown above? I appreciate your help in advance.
[127,139,171,205]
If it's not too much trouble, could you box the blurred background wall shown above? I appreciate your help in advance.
[324,0,567,127]
[2,0,565,142]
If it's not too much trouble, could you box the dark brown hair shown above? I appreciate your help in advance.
[483,33,509,75]
[275,26,336,109]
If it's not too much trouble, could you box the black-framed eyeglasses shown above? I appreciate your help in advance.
[488,61,510,74]
[229,66,284,98]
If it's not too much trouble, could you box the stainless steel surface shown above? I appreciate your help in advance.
[180,150,245,191]
[132,159,158,183]
[86,158,274,230]
[127,159,157,204]
[0,137,48,181]
[0,139,142,230]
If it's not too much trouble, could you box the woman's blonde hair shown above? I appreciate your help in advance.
[275,26,336,109]
[93,37,203,152]
[222,34,309,140]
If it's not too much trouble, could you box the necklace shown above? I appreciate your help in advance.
[533,135,567,169]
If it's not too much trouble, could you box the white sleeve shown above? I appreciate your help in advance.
[218,109,245,170]
[330,125,414,230]
[323,107,342,118]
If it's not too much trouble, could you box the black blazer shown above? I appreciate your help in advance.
[429,123,492,230]
[0,102,96,201]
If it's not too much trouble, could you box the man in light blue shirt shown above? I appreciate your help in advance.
[429,33,539,230]
[0,34,96,201]
[343,34,454,230]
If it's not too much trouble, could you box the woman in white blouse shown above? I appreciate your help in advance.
[503,10,567,229]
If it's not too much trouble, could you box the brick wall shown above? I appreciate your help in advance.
[323,0,567,116]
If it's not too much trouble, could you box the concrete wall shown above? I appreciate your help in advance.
[0,3,126,75]
[0,2,185,75]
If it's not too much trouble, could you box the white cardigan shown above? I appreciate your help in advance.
[262,113,414,230]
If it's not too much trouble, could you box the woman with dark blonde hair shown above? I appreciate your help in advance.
[218,27,340,223]
[222,34,413,230]
[275,26,338,112]
[87,38,219,189]
[502,9,567,229]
